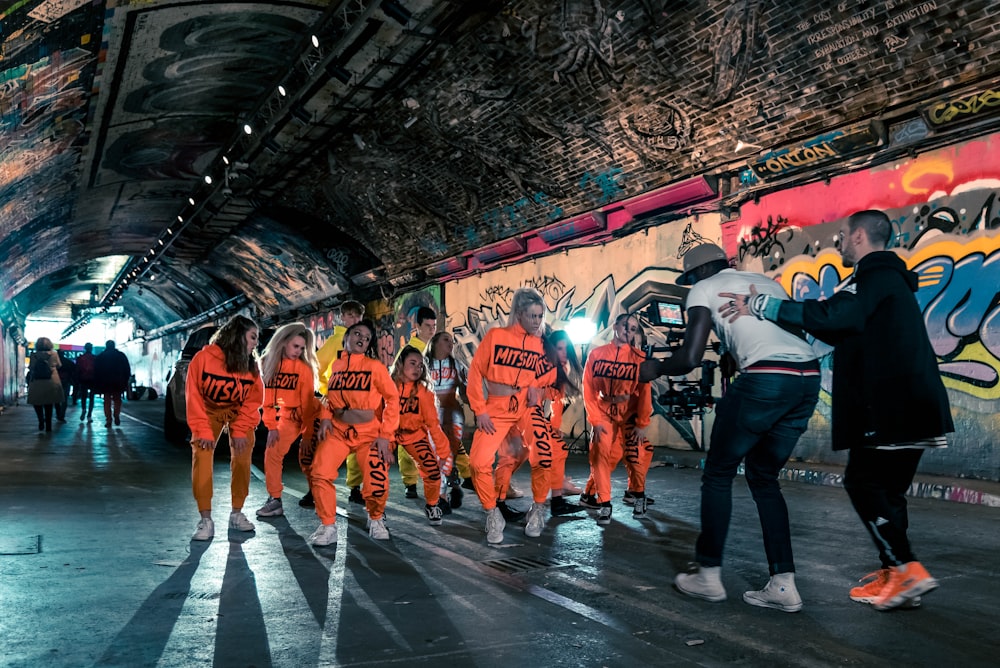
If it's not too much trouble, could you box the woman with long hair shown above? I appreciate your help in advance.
[426,331,473,507]
[466,287,549,544]
[309,319,400,545]
[27,337,62,432]
[187,315,264,541]
[255,323,320,518]
[391,345,451,525]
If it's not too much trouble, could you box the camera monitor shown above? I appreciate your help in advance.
[655,301,685,327]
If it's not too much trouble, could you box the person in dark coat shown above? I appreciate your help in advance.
[56,351,75,422]
[721,209,953,612]
[75,342,98,422]
[27,337,63,432]
[95,340,132,428]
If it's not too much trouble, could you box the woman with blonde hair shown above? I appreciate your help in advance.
[187,315,264,541]
[255,323,321,518]
[27,337,62,432]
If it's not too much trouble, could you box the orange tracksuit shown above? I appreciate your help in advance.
[312,353,400,525]
[583,342,652,503]
[261,358,315,499]
[186,344,264,512]
[468,322,547,510]
[495,356,559,504]
[395,381,449,506]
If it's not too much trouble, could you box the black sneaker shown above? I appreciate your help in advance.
[348,486,364,504]
[437,497,453,515]
[405,484,418,499]
[298,491,315,508]
[114,416,121,426]
[497,500,526,522]
[449,485,464,509]
[578,493,600,509]
[623,490,655,506]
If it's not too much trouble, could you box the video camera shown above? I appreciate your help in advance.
[642,300,717,420]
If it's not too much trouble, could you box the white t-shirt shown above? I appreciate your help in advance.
[686,269,818,370]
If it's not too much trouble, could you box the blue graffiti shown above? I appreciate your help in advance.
[579,167,625,205]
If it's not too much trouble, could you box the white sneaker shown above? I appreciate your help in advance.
[369,517,390,540]
[309,523,338,546]
[229,511,255,532]
[743,573,803,612]
[192,518,214,541]
[256,497,283,517]
[675,566,727,602]
[506,483,525,499]
[425,504,444,526]
[485,507,505,544]
[524,502,546,538]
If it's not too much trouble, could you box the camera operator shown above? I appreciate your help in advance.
[639,242,821,613]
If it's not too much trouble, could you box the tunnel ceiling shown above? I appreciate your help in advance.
[1,0,994,333]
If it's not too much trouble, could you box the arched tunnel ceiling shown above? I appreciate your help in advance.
[1,0,989,332]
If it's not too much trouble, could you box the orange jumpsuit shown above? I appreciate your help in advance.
[186,344,264,512]
[583,341,652,503]
[261,358,316,499]
[467,322,547,510]
[395,381,450,506]
[312,353,400,525]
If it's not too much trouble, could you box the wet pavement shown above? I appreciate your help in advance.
[1,398,998,667]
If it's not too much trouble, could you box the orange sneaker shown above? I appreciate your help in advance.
[850,569,890,603]
[873,561,938,611]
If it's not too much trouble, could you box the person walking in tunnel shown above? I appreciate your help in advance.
[95,340,131,428]
[315,300,365,508]
[720,210,952,611]
[466,287,549,544]
[640,242,821,612]
[187,315,264,541]
[391,345,451,525]
[579,313,652,527]
[55,350,75,422]
[75,342,98,423]
[309,319,400,545]
[394,305,439,501]
[27,337,62,432]
[426,331,473,508]
[255,323,320,519]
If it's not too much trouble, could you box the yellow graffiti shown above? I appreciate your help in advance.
[900,158,954,195]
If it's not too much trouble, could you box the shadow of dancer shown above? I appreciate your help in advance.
[97,541,212,666]
[214,537,272,667]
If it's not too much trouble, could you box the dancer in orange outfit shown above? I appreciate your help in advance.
[187,315,264,541]
[255,323,320,518]
[426,331,473,508]
[392,345,451,525]
[467,287,548,544]
[308,320,400,545]
[580,313,652,526]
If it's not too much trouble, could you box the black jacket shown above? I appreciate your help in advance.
[775,251,953,450]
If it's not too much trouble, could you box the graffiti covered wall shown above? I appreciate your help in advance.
[723,134,1000,480]
[444,217,724,451]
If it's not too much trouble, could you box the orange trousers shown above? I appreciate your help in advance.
[495,405,565,503]
[263,417,305,498]
[397,432,442,506]
[469,393,531,510]
[586,418,653,502]
[310,420,391,525]
[296,398,324,485]
[191,408,256,512]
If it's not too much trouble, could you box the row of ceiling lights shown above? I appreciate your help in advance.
[98,2,418,316]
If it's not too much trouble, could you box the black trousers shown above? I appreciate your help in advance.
[843,447,924,568]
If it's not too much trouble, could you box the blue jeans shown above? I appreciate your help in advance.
[695,371,820,574]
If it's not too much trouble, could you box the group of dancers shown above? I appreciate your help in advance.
[184,289,655,546]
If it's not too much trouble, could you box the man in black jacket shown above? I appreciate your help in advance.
[720,209,953,612]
